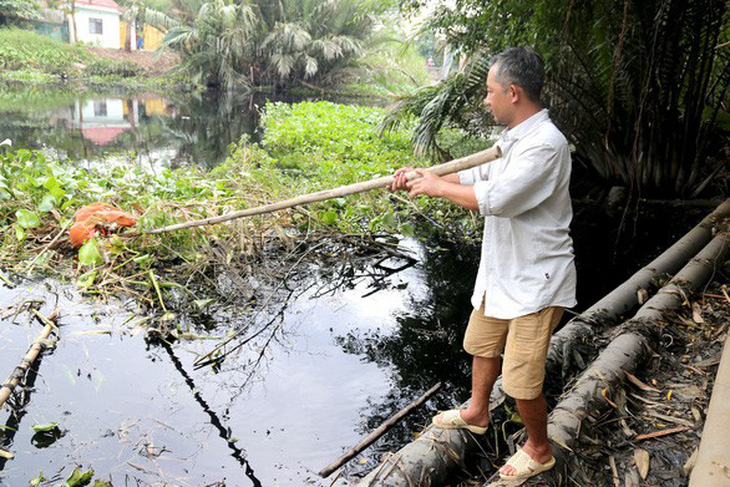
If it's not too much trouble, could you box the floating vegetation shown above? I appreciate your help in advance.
[0,101,489,337]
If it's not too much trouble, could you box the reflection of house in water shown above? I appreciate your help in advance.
[73,98,135,146]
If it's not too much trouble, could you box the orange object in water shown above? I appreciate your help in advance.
[69,202,137,248]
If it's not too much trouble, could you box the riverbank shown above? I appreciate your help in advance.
[0,29,192,93]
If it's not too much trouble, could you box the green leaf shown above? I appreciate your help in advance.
[322,209,338,225]
[382,212,397,228]
[78,238,103,267]
[132,254,151,265]
[94,481,112,487]
[14,225,25,242]
[0,448,13,459]
[31,422,59,433]
[76,269,97,289]
[30,471,47,487]
[16,208,40,229]
[64,466,94,487]
[400,222,415,236]
[38,194,55,212]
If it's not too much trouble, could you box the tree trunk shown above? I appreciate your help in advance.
[543,233,729,478]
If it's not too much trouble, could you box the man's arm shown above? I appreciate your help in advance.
[392,168,478,211]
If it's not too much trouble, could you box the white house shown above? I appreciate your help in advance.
[68,0,123,49]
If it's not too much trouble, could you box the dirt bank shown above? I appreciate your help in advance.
[84,47,180,77]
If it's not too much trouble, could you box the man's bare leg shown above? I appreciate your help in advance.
[499,393,553,476]
[437,355,499,427]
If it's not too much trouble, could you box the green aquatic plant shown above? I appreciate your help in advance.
[0,100,488,327]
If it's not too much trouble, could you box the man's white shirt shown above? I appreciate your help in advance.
[458,109,577,319]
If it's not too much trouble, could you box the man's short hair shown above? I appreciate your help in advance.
[491,48,544,103]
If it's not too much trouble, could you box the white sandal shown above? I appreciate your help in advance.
[431,409,488,434]
[499,448,556,481]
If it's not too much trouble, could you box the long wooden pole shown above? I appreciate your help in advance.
[318,382,442,478]
[146,146,502,235]
[0,309,59,410]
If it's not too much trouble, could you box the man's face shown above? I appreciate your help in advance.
[484,65,513,126]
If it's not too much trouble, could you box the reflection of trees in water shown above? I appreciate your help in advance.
[156,91,263,170]
[335,240,481,452]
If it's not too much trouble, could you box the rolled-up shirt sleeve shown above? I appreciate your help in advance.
[458,142,501,185]
[473,142,562,218]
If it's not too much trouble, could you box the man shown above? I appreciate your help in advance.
[391,47,576,481]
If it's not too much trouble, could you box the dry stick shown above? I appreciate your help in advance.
[146,146,502,235]
[0,309,59,410]
[23,220,72,275]
[318,382,442,478]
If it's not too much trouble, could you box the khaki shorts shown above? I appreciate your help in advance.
[463,305,564,400]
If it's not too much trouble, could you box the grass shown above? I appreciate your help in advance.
[0,28,188,91]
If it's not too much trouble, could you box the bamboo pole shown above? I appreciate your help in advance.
[146,146,502,234]
[0,309,59,410]
[319,382,441,478]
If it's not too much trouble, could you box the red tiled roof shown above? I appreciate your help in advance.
[81,126,129,146]
[75,0,122,11]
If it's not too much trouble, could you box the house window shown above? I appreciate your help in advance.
[94,101,107,117]
[89,18,103,35]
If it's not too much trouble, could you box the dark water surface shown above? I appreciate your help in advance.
[0,85,713,485]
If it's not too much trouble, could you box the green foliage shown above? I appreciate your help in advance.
[0,0,40,26]
[1,100,485,311]
[163,0,384,90]
[240,100,484,235]
[63,467,94,487]
[78,239,103,267]
[0,28,90,73]
[394,0,730,196]
[85,58,144,78]
[31,422,59,433]
[0,28,164,87]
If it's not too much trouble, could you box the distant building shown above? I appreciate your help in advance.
[68,0,123,49]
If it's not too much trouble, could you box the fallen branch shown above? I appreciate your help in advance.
[319,382,441,478]
[635,426,691,441]
[0,308,59,410]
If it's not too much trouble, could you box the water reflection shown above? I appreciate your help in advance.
[0,85,278,169]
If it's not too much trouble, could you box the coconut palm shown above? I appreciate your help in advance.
[156,0,382,90]
[163,0,258,89]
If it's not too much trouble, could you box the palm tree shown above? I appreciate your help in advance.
[164,0,258,89]
[384,0,730,196]
[158,0,381,91]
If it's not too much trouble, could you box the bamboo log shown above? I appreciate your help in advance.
[356,200,730,486]
[546,232,729,455]
[318,382,441,478]
[0,309,59,410]
[146,146,502,234]
[544,198,730,379]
